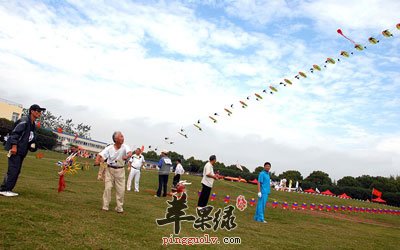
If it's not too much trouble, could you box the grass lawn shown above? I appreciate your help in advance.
[0,150,399,249]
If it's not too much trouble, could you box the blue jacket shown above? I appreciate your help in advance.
[258,170,271,195]
[5,116,36,157]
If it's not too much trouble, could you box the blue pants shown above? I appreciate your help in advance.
[0,154,24,192]
[254,194,268,222]
[156,175,169,197]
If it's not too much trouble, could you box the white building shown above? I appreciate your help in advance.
[53,131,107,153]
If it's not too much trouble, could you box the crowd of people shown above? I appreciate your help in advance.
[1,104,272,223]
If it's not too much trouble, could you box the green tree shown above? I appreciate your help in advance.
[304,171,332,186]
[356,175,374,189]
[36,128,58,150]
[337,176,360,187]
[142,151,158,162]
[278,170,303,182]
[253,166,264,174]
[0,118,14,139]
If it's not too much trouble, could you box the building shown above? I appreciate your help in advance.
[0,98,23,122]
[53,131,108,154]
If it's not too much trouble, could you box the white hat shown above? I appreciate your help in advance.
[161,150,169,155]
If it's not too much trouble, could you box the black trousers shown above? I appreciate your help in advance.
[156,174,169,197]
[0,154,24,192]
[172,174,181,186]
[197,184,212,207]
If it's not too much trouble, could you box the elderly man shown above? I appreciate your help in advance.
[155,150,172,197]
[254,162,271,223]
[127,148,145,192]
[95,131,132,213]
[0,104,45,197]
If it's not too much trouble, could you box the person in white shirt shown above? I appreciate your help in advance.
[127,148,145,192]
[173,159,184,187]
[95,131,132,213]
[197,155,219,209]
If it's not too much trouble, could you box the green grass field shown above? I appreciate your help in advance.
[1,150,399,250]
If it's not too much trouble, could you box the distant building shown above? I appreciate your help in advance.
[53,131,108,154]
[0,98,23,122]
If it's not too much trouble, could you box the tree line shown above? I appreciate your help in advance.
[142,151,400,207]
[1,109,92,150]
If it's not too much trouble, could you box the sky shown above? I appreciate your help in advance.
[0,0,399,180]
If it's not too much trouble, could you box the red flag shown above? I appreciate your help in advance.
[372,188,382,198]
[58,175,66,193]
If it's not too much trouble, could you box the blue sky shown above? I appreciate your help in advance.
[0,0,399,179]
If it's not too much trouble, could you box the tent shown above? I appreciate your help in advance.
[338,193,351,199]
[304,188,316,193]
[371,197,386,203]
[249,179,258,185]
[321,190,335,196]
[238,178,247,183]
[224,176,239,182]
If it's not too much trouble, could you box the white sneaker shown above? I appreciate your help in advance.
[0,191,18,197]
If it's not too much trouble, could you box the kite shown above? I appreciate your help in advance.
[193,121,202,131]
[337,28,366,51]
[354,44,365,51]
[313,64,321,71]
[337,29,356,44]
[326,58,336,64]
[236,163,243,171]
[57,153,81,192]
[152,23,400,149]
[209,116,217,123]
[164,137,174,144]
[57,127,63,133]
[281,79,293,86]
[224,108,233,116]
[368,37,379,44]
[269,86,278,94]
[284,79,293,85]
[382,29,393,37]
[299,72,307,78]
[178,131,188,138]
[310,64,321,73]
[340,51,350,57]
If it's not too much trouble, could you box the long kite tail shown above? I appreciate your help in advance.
[337,29,356,44]
[58,174,66,193]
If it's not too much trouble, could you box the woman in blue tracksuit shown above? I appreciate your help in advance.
[254,162,271,223]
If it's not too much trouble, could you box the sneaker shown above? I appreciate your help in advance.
[154,195,160,197]
[115,207,124,213]
[262,220,268,224]
[0,191,18,197]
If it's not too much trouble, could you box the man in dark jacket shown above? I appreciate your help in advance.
[0,104,45,197]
